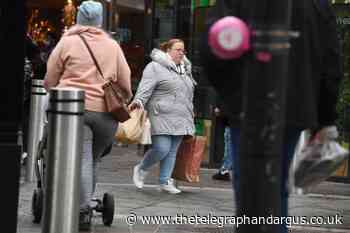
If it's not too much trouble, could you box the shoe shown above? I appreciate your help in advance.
[79,207,92,231]
[212,170,231,181]
[133,164,148,189]
[160,179,181,194]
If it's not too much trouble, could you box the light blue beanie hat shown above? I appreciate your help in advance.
[77,0,103,27]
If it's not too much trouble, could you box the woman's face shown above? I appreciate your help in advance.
[167,42,185,64]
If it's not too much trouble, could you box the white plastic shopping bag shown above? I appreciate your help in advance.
[291,126,349,189]
[139,118,152,145]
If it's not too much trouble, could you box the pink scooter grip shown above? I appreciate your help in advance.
[209,16,250,59]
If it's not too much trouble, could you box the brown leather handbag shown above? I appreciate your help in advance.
[79,35,130,122]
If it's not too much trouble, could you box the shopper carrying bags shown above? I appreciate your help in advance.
[43,1,132,230]
[129,38,196,194]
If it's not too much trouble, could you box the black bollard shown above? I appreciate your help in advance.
[237,1,293,232]
[200,0,293,232]
[0,0,24,232]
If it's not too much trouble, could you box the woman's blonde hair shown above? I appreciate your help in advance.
[159,38,184,52]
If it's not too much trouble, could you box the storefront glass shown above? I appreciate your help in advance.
[113,1,146,90]
[152,0,177,48]
[190,1,219,167]
[332,1,350,179]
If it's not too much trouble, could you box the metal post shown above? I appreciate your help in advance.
[42,87,85,233]
[26,79,47,182]
[238,1,293,232]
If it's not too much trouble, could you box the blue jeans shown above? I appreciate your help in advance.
[140,135,183,185]
[231,127,301,233]
[220,126,233,171]
[230,127,240,199]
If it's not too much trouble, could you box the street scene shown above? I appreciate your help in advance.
[2,0,350,233]
[17,144,350,233]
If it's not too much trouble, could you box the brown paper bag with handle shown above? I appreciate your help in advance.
[172,136,206,183]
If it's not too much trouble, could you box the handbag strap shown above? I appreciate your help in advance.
[78,34,105,82]
[78,34,129,102]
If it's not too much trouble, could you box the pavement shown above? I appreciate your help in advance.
[17,144,350,233]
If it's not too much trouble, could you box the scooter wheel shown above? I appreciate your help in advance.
[102,193,114,226]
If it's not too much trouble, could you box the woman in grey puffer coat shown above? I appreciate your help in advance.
[129,38,196,194]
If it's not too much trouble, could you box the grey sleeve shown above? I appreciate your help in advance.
[133,63,158,106]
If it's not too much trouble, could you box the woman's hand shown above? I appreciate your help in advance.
[128,102,141,111]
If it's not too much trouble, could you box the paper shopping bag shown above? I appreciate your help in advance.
[172,136,206,183]
[115,109,147,144]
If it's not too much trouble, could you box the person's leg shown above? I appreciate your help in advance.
[159,135,183,184]
[90,112,118,160]
[281,128,301,233]
[221,126,233,171]
[80,125,94,211]
[139,135,173,171]
[230,127,240,207]
[213,126,233,181]
[88,111,118,195]
[79,124,94,231]
[80,111,117,221]
[92,161,99,195]
[133,135,173,188]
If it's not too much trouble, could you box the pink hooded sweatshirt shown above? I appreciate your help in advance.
[44,25,132,112]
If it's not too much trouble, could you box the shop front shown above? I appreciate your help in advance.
[25,0,148,87]
[330,1,350,182]
[23,0,221,169]
[24,1,222,169]
[23,0,350,176]
[108,0,220,167]
[149,0,350,171]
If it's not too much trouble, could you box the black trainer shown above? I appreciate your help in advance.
[79,207,92,231]
[212,170,231,181]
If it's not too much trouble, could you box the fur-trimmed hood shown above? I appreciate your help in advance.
[150,48,195,84]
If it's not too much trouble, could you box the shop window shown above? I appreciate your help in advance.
[188,1,217,167]
[332,2,350,179]
[112,3,146,91]
[153,0,177,47]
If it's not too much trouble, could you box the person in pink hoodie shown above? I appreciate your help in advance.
[44,1,132,230]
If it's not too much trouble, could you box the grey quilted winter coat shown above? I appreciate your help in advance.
[132,49,196,136]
